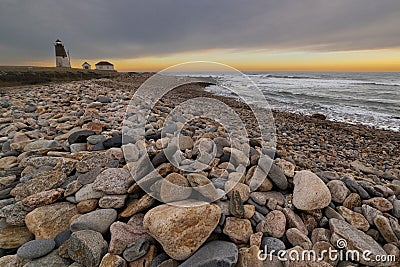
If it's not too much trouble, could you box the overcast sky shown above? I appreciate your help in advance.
[0,0,399,68]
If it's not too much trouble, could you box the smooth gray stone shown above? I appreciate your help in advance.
[70,209,117,234]
[179,240,238,267]
[17,239,55,259]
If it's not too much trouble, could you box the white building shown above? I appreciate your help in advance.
[54,39,71,68]
[95,61,114,70]
[82,62,91,70]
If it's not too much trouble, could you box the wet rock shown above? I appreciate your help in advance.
[143,201,221,260]
[292,170,331,211]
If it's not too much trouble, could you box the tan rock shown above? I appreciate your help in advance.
[99,253,127,267]
[223,217,253,244]
[143,201,221,260]
[120,194,155,217]
[363,197,393,212]
[337,206,369,231]
[292,170,331,211]
[237,245,263,267]
[77,199,99,213]
[160,173,192,203]
[25,202,78,239]
[0,225,34,249]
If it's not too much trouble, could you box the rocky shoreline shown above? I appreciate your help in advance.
[0,74,399,266]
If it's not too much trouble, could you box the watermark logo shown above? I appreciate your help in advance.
[122,61,276,207]
[257,239,396,264]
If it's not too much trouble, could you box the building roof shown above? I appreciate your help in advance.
[82,62,91,66]
[95,61,114,66]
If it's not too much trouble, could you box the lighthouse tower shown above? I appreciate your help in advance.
[54,39,71,68]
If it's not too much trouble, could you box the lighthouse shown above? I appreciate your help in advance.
[54,39,71,68]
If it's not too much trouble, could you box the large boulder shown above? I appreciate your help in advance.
[292,170,331,211]
[143,201,221,260]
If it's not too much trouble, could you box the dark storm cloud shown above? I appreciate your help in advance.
[0,0,399,63]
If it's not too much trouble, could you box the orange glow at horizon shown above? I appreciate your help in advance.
[21,48,400,72]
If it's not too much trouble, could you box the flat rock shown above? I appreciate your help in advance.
[337,206,369,231]
[374,215,398,243]
[99,194,127,209]
[68,230,108,267]
[70,208,117,234]
[143,201,221,260]
[25,202,78,239]
[120,194,155,217]
[17,238,55,259]
[16,170,67,199]
[292,170,331,211]
[329,218,389,266]
[75,183,105,202]
[21,188,64,211]
[93,168,132,194]
[179,240,238,267]
[0,225,34,249]
[362,197,393,212]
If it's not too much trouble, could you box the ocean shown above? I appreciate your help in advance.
[202,72,400,132]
